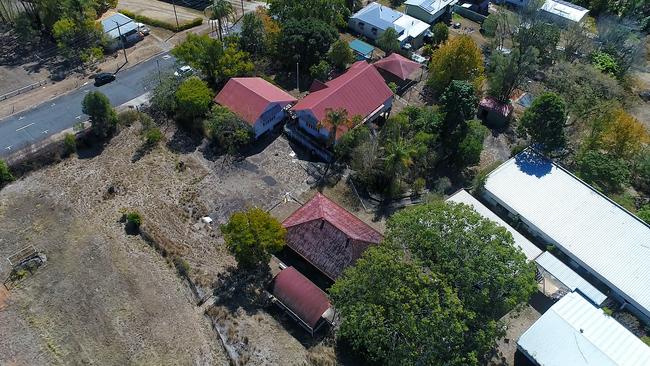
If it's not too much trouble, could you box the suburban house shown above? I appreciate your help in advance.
[348,2,431,49]
[404,0,457,24]
[270,266,334,336]
[482,149,650,323]
[281,193,383,281]
[100,13,142,48]
[539,0,589,26]
[290,61,393,144]
[517,292,650,366]
[214,77,297,139]
[373,52,422,90]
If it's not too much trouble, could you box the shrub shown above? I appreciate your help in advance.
[602,307,614,316]
[412,177,426,195]
[118,10,202,32]
[591,51,619,75]
[126,211,142,227]
[310,60,331,81]
[642,336,650,347]
[63,133,77,155]
[387,82,398,94]
[638,205,650,225]
[118,109,141,127]
[0,159,15,186]
[173,257,191,276]
[144,127,163,146]
[577,150,631,194]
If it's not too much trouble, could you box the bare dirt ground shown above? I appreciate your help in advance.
[0,122,361,364]
[488,304,541,366]
[117,0,206,24]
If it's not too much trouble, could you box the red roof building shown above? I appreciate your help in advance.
[214,77,297,138]
[373,53,421,81]
[282,193,383,280]
[478,96,513,127]
[271,266,333,335]
[291,61,393,142]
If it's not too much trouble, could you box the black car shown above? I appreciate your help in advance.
[94,72,115,86]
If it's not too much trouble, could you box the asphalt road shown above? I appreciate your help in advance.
[0,53,177,158]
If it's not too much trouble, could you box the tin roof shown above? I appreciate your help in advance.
[447,189,542,261]
[101,13,138,39]
[541,0,589,22]
[404,0,457,14]
[349,39,375,57]
[535,251,607,305]
[271,267,331,329]
[214,77,296,125]
[483,149,650,319]
[350,2,405,33]
[373,53,421,81]
[518,292,650,366]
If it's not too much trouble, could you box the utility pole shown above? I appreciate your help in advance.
[114,20,128,64]
[171,0,180,30]
[296,62,299,91]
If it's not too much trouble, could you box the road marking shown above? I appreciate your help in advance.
[51,103,56,107]
[162,54,171,60]
[5,146,11,150]
[42,130,49,134]
[16,122,35,131]
[18,116,25,120]
[75,115,82,119]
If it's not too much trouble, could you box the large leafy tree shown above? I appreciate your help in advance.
[255,7,281,57]
[577,150,631,193]
[330,246,476,366]
[384,200,537,321]
[82,91,117,138]
[431,22,448,46]
[175,77,213,124]
[278,18,338,69]
[515,21,560,66]
[221,208,286,269]
[204,105,253,154]
[328,39,354,70]
[487,46,539,103]
[239,12,265,57]
[588,108,649,161]
[520,92,567,153]
[456,119,488,167]
[377,27,401,55]
[440,80,478,135]
[427,35,484,96]
[268,0,350,27]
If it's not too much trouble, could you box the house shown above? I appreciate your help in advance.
[404,0,457,24]
[270,266,334,336]
[373,52,422,89]
[214,77,297,139]
[478,97,513,127]
[446,189,542,261]
[539,0,589,26]
[482,149,650,323]
[348,2,431,49]
[290,61,393,144]
[100,13,141,45]
[517,292,650,366]
[281,193,383,280]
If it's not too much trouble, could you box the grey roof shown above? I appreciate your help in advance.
[404,0,456,14]
[540,0,589,22]
[447,189,542,261]
[101,13,138,39]
[535,251,607,305]
[483,149,650,319]
[518,292,650,366]
[350,2,405,33]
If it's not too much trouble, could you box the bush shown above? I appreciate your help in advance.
[173,257,191,276]
[602,307,614,316]
[0,159,14,187]
[577,150,630,194]
[387,82,398,94]
[126,211,142,228]
[412,177,426,195]
[456,119,488,167]
[591,51,619,75]
[118,109,141,127]
[144,127,163,146]
[309,60,331,81]
[63,133,77,155]
[118,9,202,32]
[642,336,650,347]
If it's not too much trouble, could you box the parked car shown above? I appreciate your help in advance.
[453,22,461,29]
[94,72,115,86]
[174,65,194,77]
[411,53,427,64]
[136,22,150,36]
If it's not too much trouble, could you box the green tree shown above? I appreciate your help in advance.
[456,119,488,167]
[82,91,117,138]
[427,35,484,96]
[431,22,448,46]
[150,73,181,117]
[592,51,620,75]
[377,27,400,55]
[638,204,650,225]
[385,200,537,320]
[328,39,354,70]
[487,46,539,103]
[52,16,103,62]
[207,0,234,41]
[319,108,353,147]
[515,21,560,66]
[330,246,475,365]
[215,43,255,81]
[239,12,265,57]
[440,80,478,135]
[204,105,253,154]
[220,207,286,269]
[520,92,567,153]
[383,136,418,191]
[577,150,631,193]
[278,18,338,69]
[0,159,14,187]
[268,0,350,27]
[309,60,331,81]
[175,77,213,124]
[172,34,225,85]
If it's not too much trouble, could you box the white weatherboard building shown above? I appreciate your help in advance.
[540,0,589,25]
[404,0,457,24]
[348,2,431,48]
[483,149,650,322]
[518,292,650,366]
[447,189,542,261]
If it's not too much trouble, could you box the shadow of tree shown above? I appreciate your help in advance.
[212,265,272,316]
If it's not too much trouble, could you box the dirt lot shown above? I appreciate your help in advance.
[0,122,363,364]
[118,0,206,24]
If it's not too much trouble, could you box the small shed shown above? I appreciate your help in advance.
[349,39,375,61]
[270,266,334,336]
[478,97,513,127]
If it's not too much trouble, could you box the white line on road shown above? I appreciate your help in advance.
[16,122,35,131]
[75,115,82,119]
[5,146,11,150]
[51,103,56,106]
[18,116,25,120]
[42,130,48,134]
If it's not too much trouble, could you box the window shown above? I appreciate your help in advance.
[358,22,365,29]
[371,27,377,35]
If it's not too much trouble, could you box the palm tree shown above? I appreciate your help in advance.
[319,108,353,148]
[206,0,235,41]
[383,137,417,189]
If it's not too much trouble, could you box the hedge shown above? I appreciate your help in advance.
[118,9,203,32]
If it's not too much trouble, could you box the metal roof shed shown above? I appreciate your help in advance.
[517,292,650,366]
[535,251,607,305]
[101,13,138,40]
[349,39,375,60]
[446,189,542,261]
[483,149,650,321]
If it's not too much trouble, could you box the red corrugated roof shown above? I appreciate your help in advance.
[291,61,393,126]
[272,267,330,329]
[282,193,383,243]
[480,97,513,117]
[214,77,297,126]
[373,53,421,81]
